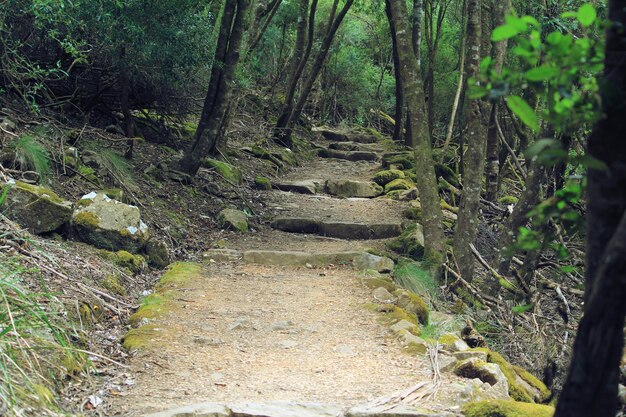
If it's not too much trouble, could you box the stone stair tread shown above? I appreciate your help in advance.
[318,148,379,162]
[144,401,454,417]
[271,217,403,239]
[273,179,326,195]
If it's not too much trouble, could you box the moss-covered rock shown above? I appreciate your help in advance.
[473,348,551,403]
[403,206,422,221]
[362,276,397,292]
[384,178,415,194]
[435,163,459,187]
[382,152,414,170]
[218,208,249,232]
[386,223,425,260]
[4,180,73,234]
[372,169,405,186]
[254,176,272,190]
[394,289,429,325]
[203,158,243,184]
[462,400,554,417]
[145,239,170,269]
[71,192,149,252]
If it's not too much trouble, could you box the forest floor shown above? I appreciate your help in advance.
[108,139,467,416]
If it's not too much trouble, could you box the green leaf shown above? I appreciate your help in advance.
[480,57,492,74]
[560,265,577,273]
[512,304,534,314]
[525,66,560,81]
[524,138,560,159]
[577,3,597,27]
[560,11,578,18]
[574,153,609,171]
[467,84,487,99]
[521,16,540,28]
[507,96,539,132]
[492,24,520,41]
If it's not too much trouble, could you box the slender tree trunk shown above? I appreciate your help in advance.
[178,0,251,175]
[485,0,511,200]
[247,0,282,51]
[555,2,626,415]
[387,0,404,142]
[452,0,486,282]
[273,0,318,145]
[119,44,134,159]
[387,0,445,266]
[277,0,355,147]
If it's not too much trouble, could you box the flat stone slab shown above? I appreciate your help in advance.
[328,142,383,153]
[272,217,403,239]
[312,127,380,144]
[347,404,455,417]
[243,250,362,267]
[202,248,243,262]
[326,180,383,198]
[273,179,325,195]
[231,402,344,417]
[318,148,378,162]
[144,402,231,417]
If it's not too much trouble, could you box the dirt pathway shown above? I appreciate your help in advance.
[110,136,465,417]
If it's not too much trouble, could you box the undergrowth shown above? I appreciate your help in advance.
[11,135,51,181]
[0,256,88,416]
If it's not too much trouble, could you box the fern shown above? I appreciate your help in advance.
[12,135,51,180]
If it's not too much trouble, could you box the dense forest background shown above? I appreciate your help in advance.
[1,0,625,416]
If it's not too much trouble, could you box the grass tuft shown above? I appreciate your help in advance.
[11,135,51,181]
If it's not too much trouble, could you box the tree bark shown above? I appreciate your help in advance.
[555,1,626,415]
[452,0,486,282]
[387,5,404,143]
[386,0,445,266]
[485,0,511,200]
[178,0,251,175]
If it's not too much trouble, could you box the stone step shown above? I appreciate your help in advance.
[273,179,325,195]
[312,126,381,144]
[328,142,383,153]
[144,401,454,417]
[202,249,395,273]
[318,148,378,162]
[326,179,383,198]
[271,217,403,239]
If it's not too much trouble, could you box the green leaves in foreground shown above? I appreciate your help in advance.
[506,96,538,132]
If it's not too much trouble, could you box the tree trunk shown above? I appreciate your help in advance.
[386,0,445,266]
[555,2,626,415]
[276,0,355,147]
[178,0,251,175]
[273,0,318,145]
[485,0,511,200]
[388,7,405,142]
[452,0,486,282]
[119,44,134,159]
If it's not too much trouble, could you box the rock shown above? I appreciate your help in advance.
[242,250,362,267]
[144,402,231,417]
[372,287,395,303]
[254,176,272,190]
[145,239,170,269]
[382,152,414,170]
[273,179,324,195]
[230,402,344,417]
[277,340,299,349]
[386,223,425,260]
[395,290,429,325]
[372,169,406,186]
[397,330,429,354]
[439,354,458,372]
[347,404,455,417]
[3,180,72,234]
[318,148,378,162]
[203,248,242,262]
[71,192,149,252]
[462,400,554,417]
[272,217,403,239]
[203,158,243,184]
[390,319,419,334]
[353,253,395,273]
[99,250,146,274]
[313,127,379,144]
[439,333,470,352]
[362,276,396,292]
[384,178,415,194]
[1,118,16,132]
[326,179,383,198]
[328,141,362,151]
[398,188,419,201]
[218,208,249,232]
[454,358,510,399]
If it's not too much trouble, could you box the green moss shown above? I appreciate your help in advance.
[499,196,519,205]
[254,176,272,190]
[115,250,146,273]
[73,211,100,228]
[386,224,425,260]
[362,277,396,292]
[122,325,160,350]
[435,163,459,187]
[102,274,127,296]
[383,306,420,327]
[396,290,429,325]
[381,153,414,170]
[363,127,385,140]
[78,166,99,182]
[373,169,405,186]
[403,206,422,221]
[14,181,64,204]
[438,333,461,346]
[462,400,554,417]
[203,158,243,184]
[384,178,415,193]
[474,348,551,403]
